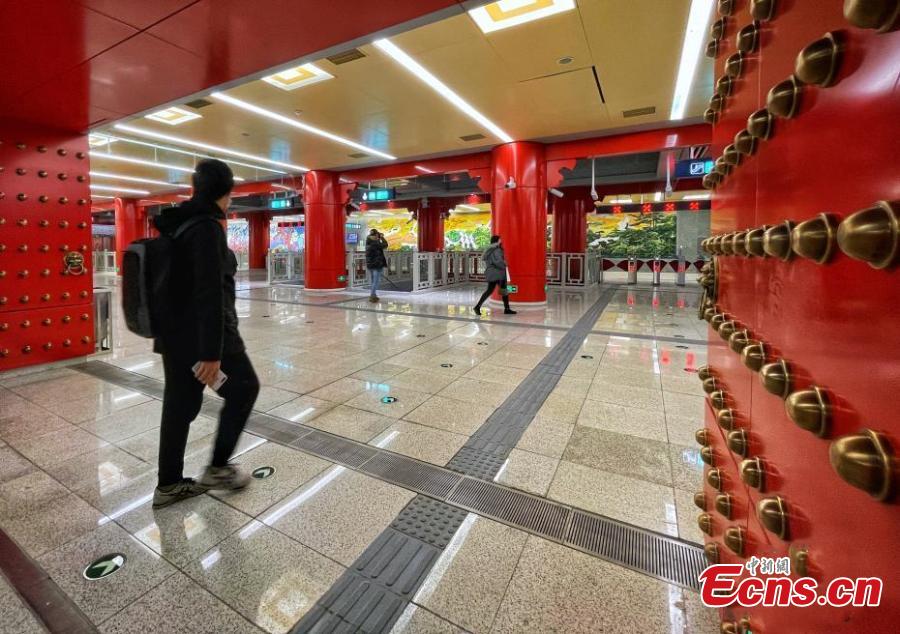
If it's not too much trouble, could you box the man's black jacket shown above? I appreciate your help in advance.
[365,234,388,269]
[152,198,244,361]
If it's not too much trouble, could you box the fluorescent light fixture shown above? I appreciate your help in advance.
[469,0,576,34]
[455,204,480,212]
[90,184,151,195]
[211,92,396,160]
[610,197,633,204]
[90,151,193,173]
[88,134,116,147]
[107,135,283,175]
[261,63,334,91]
[91,194,115,200]
[89,171,190,189]
[415,165,435,174]
[271,183,295,191]
[177,194,191,199]
[654,191,663,202]
[145,106,202,126]
[670,0,715,120]
[373,38,513,143]
[683,193,711,200]
[114,123,308,172]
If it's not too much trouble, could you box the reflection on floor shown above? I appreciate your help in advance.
[0,275,717,633]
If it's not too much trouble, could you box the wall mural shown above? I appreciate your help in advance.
[270,222,304,252]
[226,220,249,254]
[366,216,418,251]
[587,212,677,257]
[445,212,492,251]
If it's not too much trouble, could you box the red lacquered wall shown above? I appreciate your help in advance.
[0,120,94,371]
[702,1,900,632]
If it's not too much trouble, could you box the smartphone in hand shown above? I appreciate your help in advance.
[191,362,228,390]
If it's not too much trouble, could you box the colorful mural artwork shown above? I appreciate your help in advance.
[226,220,249,255]
[367,215,418,251]
[587,212,676,257]
[444,212,491,251]
[270,221,304,252]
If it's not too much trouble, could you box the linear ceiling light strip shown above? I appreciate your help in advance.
[211,92,396,161]
[106,136,286,175]
[670,0,715,120]
[89,170,191,189]
[113,123,308,172]
[373,38,513,143]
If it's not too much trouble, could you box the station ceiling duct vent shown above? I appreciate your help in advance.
[623,106,656,118]
[327,48,367,65]
[459,133,486,142]
[185,98,214,109]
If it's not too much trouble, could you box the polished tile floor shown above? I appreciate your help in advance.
[0,275,716,633]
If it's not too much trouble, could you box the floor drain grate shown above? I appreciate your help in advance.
[566,511,704,590]
[360,452,461,498]
[290,430,378,468]
[448,477,569,541]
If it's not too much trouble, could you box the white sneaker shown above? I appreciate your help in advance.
[198,464,251,491]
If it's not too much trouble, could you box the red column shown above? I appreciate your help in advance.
[113,197,146,274]
[248,213,269,269]
[550,193,588,253]
[303,171,346,290]
[417,199,446,252]
[491,142,547,305]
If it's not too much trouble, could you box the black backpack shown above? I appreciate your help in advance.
[122,216,211,338]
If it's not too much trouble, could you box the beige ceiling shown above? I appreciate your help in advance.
[90,0,713,196]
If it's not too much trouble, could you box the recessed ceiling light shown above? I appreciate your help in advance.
[145,106,202,126]
[90,184,151,195]
[89,170,191,189]
[261,63,334,91]
[113,123,308,172]
[373,38,513,143]
[670,0,715,120]
[211,92,396,161]
[469,0,576,34]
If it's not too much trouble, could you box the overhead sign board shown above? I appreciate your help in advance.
[675,159,714,178]
[355,188,396,202]
[269,197,298,210]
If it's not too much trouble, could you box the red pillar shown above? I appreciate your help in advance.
[550,193,588,253]
[417,199,446,252]
[248,213,269,269]
[491,142,547,305]
[303,171,346,290]
[113,198,146,274]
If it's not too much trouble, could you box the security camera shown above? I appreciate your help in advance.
[348,201,361,211]
[505,177,517,190]
[590,189,599,201]
[549,188,564,198]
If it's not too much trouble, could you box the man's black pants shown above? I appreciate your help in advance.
[158,351,260,487]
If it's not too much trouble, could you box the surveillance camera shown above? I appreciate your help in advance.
[505,177,517,190]
[348,201,361,211]
[590,189,599,201]
[549,188,564,198]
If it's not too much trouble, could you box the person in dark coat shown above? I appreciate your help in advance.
[474,235,517,315]
[151,159,260,508]
[365,229,388,303]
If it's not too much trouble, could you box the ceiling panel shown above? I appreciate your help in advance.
[78,0,197,30]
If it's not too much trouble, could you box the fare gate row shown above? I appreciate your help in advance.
[263,251,699,290]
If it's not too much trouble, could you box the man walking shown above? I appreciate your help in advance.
[366,228,388,303]
[474,235,517,315]
[151,159,260,508]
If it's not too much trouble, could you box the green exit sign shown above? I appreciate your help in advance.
[360,188,395,202]
[507,285,518,293]
[269,197,295,210]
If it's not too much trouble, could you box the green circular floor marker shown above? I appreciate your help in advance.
[83,553,125,580]
[440,363,454,368]
[252,466,276,479]
[381,396,398,404]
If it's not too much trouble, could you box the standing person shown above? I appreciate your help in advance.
[474,235,517,316]
[366,228,388,303]
[151,159,260,508]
